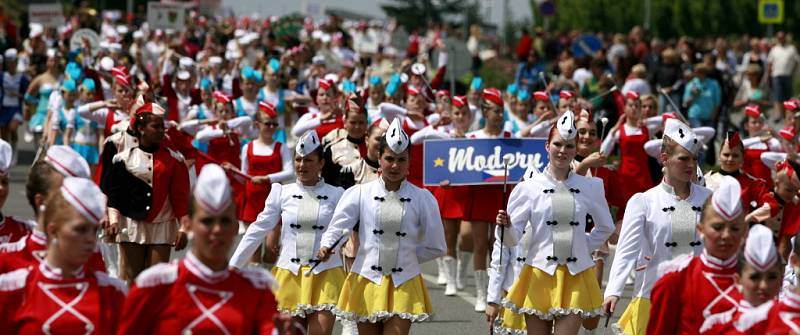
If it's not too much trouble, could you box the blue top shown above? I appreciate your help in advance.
[683,77,721,121]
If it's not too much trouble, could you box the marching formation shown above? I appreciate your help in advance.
[1,7,800,335]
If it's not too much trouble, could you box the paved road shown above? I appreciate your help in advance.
[7,138,635,335]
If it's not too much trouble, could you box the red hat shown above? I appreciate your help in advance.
[661,112,678,124]
[625,91,640,100]
[436,90,450,98]
[113,74,131,88]
[318,79,335,91]
[213,91,231,104]
[452,95,467,108]
[135,102,165,116]
[533,91,549,102]
[777,160,798,178]
[482,88,503,106]
[745,105,762,119]
[724,131,742,149]
[110,66,129,77]
[407,86,422,96]
[784,99,799,111]
[780,126,797,142]
[559,90,575,100]
[258,101,277,118]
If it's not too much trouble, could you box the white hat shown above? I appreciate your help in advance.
[45,145,91,179]
[711,175,743,221]
[60,177,106,225]
[663,118,699,155]
[179,57,195,69]
[295,130,321,157]
[208,56,223,66]
[176,70,191,81]
[100,57,115,72]
[3,48,17,61]
[0,139,11,174]
[194,164,232,214]
[411,63,426,75]
[46,49,58,59]
[745,224,779,272]
[386,118,410,154]
[234,29,245,38]
[312,55,325,65]
[556,110,577,141]
[132,30,144,39]
[116,25,129,35]
[225,50,242,60]
[29,23,44,38]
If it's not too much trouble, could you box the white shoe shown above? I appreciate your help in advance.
[341,319,359,335]
[474,270,488,312]
[456,251,472,290]
[436,257,447,285]
[443,256,457,296]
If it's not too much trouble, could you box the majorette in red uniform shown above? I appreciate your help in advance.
[708,224,782,334]
[647,176,746,334]
[292,79,344,140]
[162,60,201,122]
[0,178,126,335]
[0,139,32,243]
[118,164,279,335]
[741,105,780,189]
[239,101,294,222]
[77,66,134,139]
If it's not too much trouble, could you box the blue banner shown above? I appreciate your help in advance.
[423,138,549,186]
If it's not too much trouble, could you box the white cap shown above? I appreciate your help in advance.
[711,175,743,221]
[295,130,321,157]
[179,57,195,69]
[745,224,779,272]
[132,30,144,39]
[0,139,11,174]
[663,119,699,155]
[194,164,232,214]
[60,177,106,225]
[29,23,44,38]
[556,110,577,141]
[176,70,191,81]
[323,73,339,84]
[116,25,129,35]
[386,118,410,154]
[208,56,222,66]
[411,63,426,75]
[46,49,58,58]
[100,57,115,71]
[312,55,325,65]
[234,29,245,38]
[225,50,242,60]
[45,146,91,179]
[3,48,17,61]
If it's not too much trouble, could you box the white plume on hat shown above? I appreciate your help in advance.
[194,164,232,214]
[663,118,699,155]
[386,118,410,154]
[45,146,91,179]
[296,130,321,157]
[711,175,743,221]
[556,110,577,141]
[744,224,779,272]
[60,177,106,225]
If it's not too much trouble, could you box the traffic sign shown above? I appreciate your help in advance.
[758,0,784,24]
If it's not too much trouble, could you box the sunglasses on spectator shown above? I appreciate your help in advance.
[262,121,279,127]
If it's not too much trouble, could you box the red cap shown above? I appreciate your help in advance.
[111,66,131,87]
[745,105,762,119]
[625,91,640,100]
[452,95,467,108]
[318,79,335,91]
[533,91,549,102]
[213,91,231,104]
[134,102,165,116]
[436,90,450,98]
[407,86,421,96]
[724,131,742,149]
[784,99,799,111]
[482,88,503,106]
[661,112,678,124]
[110,66,129,77]
[777,160,796,178]
[258,101,277,118]
[780,126,797,142]
[559,90,575,100]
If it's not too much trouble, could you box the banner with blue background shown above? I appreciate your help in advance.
[423,138,549,186]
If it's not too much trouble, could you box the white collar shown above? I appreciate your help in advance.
[39,260,85,280]
[296,178,326,191]
[700,250,737,270]
[378,176,407,194]
[185,252,230,284]
[543,164,574,184]
[660,179,694,200]
[31,229,47,245]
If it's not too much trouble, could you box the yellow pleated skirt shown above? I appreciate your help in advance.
[271,265,346,317]
[494,307,527,335]
[613,297,650,335]
[502,265,603,320]
[334,272,433,323]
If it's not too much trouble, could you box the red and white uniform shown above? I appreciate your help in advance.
[0,215,33,244]
[118,253,278,335]
[647,252,742,334]
[601,123,654,213]
[704,170,780,217]
[713,300,772,335]
[239,140,294,222]
[743,137,782,189]
[0,261,126,334]
[464,129,514,222]
[0,229,106,274]
[291,109,344,140]
[763,289,800,334]
[76,105,130,138]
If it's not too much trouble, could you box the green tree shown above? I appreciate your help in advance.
[381,0,468,33]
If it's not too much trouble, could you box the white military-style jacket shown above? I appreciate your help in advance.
[320,178,447,287]
[604,181,712,300]
[229,179,345,275]
[503,166,614,276]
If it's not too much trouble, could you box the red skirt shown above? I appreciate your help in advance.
[466,184,509,222]
[433,186,471,220]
